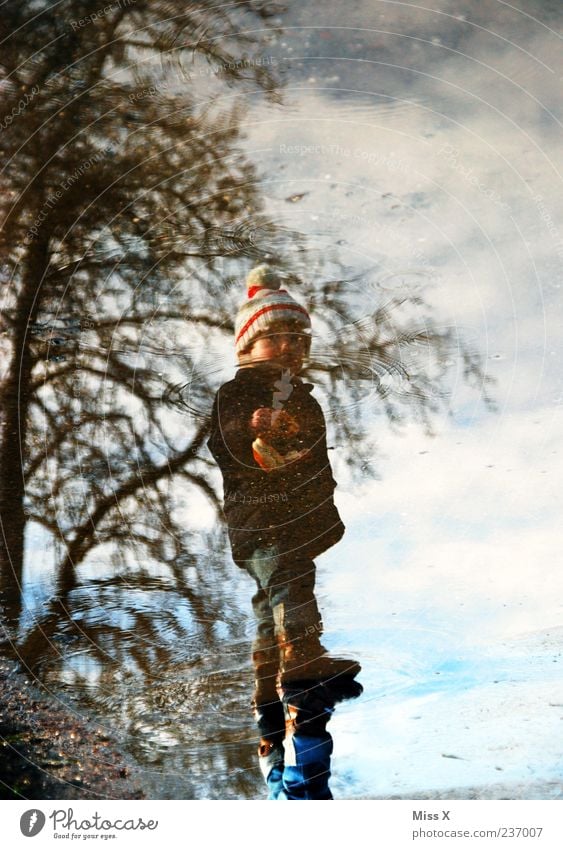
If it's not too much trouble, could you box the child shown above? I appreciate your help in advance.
[208,265,361,799]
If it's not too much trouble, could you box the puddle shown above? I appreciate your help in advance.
[2,0,562,799]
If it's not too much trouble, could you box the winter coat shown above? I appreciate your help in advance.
[207,363,345,565]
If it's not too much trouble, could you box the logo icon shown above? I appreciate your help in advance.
[20,810,46,837]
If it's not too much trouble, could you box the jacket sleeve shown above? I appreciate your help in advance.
[208,382,259,475]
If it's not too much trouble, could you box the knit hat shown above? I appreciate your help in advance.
[234,264,311,356]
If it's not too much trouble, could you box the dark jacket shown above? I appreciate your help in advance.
[207,364,345,564]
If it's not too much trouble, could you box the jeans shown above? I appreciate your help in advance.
[247,547,334,800]
[245,545,321,651]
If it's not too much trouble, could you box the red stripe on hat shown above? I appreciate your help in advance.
[235,302,309,345]
[247,286,288,298]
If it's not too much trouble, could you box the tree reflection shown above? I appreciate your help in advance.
[0,1,494,799]
[0,0,284,627]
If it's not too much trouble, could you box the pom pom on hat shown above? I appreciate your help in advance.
[234,264,311,356]
[246,264,281,297]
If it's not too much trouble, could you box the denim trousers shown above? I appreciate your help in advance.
[244,545,322,649]
[246,547,333,800]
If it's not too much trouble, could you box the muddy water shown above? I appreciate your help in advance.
[4,1,563,799]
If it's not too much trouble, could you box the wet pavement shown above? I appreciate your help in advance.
[1,0,562,799]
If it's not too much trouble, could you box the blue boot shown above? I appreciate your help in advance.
[278,682,336,800]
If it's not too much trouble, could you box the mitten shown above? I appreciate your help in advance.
[250,408,300,441]
[252,438,309,472]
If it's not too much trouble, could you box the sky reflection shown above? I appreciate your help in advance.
[8,0,563,800]
[235,0,563,798]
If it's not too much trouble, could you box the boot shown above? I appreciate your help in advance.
[253,699,285,747]
[252,642,286,799]
[281,681,335,736]
[257,736,285,799]
[273,601,362,689]
[278,683,335,800]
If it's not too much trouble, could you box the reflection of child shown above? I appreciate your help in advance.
[208,265,359,696]
[208,265,361,800]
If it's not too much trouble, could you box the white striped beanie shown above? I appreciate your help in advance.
[234,264,311,356]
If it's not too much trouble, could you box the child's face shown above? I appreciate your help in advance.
[243,323,310,372]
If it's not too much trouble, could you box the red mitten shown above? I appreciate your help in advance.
[252,438,286,471]
[252,438,309,472]
[250,408,300,441]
